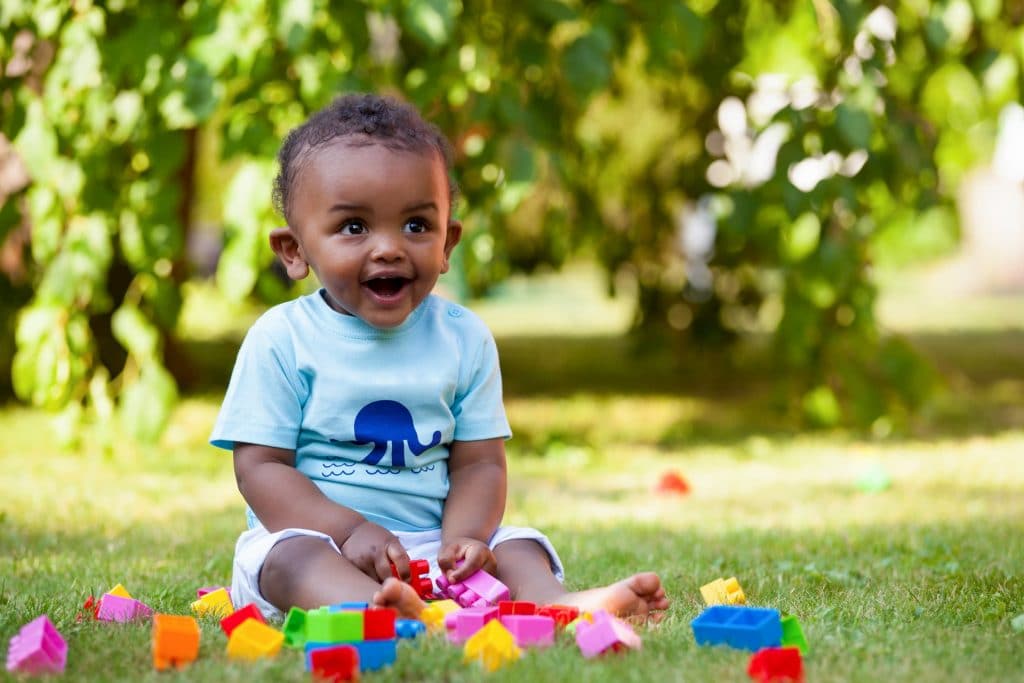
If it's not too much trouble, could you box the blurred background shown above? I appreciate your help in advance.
[1,0,1022,448]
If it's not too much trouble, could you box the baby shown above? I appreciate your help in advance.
[210,93,669,621]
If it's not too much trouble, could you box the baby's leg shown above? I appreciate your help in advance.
[494,540,670,621]
[260,536,424,618]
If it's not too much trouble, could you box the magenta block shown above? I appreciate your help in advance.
[436,561,510,608]
[445,606,499,644]
[197,585,231,599]
[5,615,67,674]
[97,593,153,622]
[575,613,642,658]
[500,614,555,647]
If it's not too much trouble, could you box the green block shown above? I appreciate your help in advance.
[306,610,364,642]
[283,606,307,648]
[780,614,808,654]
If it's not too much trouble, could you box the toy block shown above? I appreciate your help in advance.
[537,604,580,628]
[700,577,746,606]
[445,605,499,643]
[395,618,426,639]
[436,562,510,607]
[463,619,521,672]
[656,470,691,494]
[780,615,808,654]
[306,640,396,673]
[500,614,556,647]
[363,607,397,640]
[107,583,132,599]
[220,603,266,637]
[78,595,101,622]
[418,599,460,633]
[97,593,153,622]
[190,587,233,618]
[330,602,369,611]
[499,600,537,616]
[226,619,284,660]
[283,606,307,648]
[691,606,782,651]
[575,612,641,658]
[310,644,359,681]
[152,614,200,671]
[389,558,435,599]
[307,609,363,642]
[196,585,230,599]
[565,612,594,635]
[5,615,67,675]
[748,646,804,683]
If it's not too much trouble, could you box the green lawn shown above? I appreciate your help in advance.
[2,266,1023,681]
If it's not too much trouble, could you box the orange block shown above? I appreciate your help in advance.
[152,614,201,671]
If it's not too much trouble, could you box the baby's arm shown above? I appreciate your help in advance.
[438,437,507,581]
[233,442,410,581]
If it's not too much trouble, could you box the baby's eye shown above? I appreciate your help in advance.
[404,218,429,233]
[339,220,367,235]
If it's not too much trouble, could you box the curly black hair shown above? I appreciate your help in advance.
[272,93,457,222]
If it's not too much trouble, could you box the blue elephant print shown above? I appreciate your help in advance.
[333,400,441,467]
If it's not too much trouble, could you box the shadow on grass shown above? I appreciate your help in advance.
[172,329,1024,448]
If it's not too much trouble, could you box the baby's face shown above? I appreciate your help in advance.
[287,139,461,328]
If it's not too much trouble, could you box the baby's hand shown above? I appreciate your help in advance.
[341,521,410,582]
[438,537,497,583]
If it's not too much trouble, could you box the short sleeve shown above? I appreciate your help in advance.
[209,317,306,451]
[451,331,512,441]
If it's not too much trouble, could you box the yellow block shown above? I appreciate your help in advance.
[463,620,520,672]
[190,587,233,618]
[700,577,746,606]
[226,619,284,660]
[107,583,132,599]
[419,599,461,633]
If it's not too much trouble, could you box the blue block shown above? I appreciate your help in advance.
[306,639,397,672]
[691,606,782,651]
[395,618,426,639]
[329,601,369,611]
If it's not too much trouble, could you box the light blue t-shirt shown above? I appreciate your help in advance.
[210,291,511,532]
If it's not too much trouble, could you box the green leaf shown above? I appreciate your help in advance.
[12,100,58,179]
[803,385,840,427]
[158,57,219,129]
[111,303,160,359]
[836,103,872,149]
[119,363,178,444]
[561,31,612,97]
[921,62,983,129]
[781,212,821,261]
[277,0,313,52]
[402,0,459,51]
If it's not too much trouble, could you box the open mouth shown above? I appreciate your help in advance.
[364,277,410,298]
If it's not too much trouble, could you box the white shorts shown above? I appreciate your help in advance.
[231,525,565,620]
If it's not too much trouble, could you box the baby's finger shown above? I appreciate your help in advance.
[386,543,411,581]
[450,545,491,581]
[436,542,461,575]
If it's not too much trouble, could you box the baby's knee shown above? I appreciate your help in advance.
[259,535,327,601]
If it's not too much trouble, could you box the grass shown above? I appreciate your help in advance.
[2,265,1023,681]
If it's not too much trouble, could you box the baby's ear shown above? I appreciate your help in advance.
[441,219,463,274]
[269,227,310,280]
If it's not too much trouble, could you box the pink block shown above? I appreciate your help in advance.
[500,614,555,647]
[97,593,152,622]
[436,561,510,607]
[575,614,642,658]
[197,585,231,599]
[5,615,67,674]
[445,606,499,644]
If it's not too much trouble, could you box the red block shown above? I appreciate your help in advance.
[389,558,435,599]
[311,644,359,682]
[748,646,804,683]
[537,604,580,628]
[219,603,266,637]
[498,601,537,616]
[656,471,691,495]
[363,607,397,640]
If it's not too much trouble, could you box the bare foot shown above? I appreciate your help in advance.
[371,577,427,619]
[558,572,669,623]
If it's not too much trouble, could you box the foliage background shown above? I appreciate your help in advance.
[1,0,1023,443]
